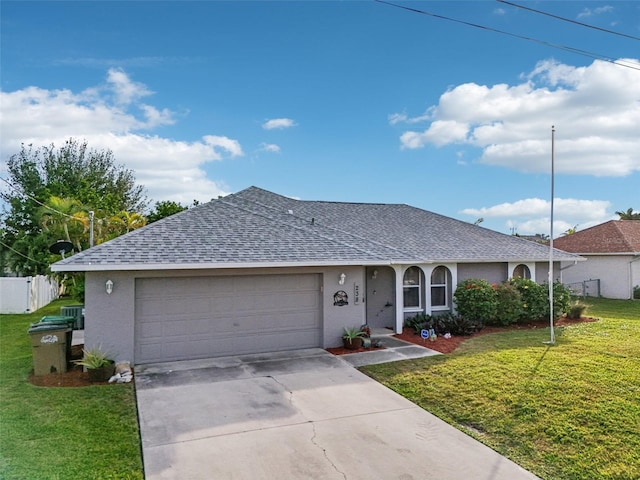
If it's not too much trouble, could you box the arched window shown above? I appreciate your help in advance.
[513,264,531,279]
[431,266,450,308]
[403,266,422,309]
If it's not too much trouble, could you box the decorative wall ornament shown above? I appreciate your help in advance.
[333,290,348,306]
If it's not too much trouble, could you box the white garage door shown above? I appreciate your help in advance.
[135,274,322,364]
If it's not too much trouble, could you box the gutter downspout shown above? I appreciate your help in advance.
[629,255,640,300]
[559,260,578,284]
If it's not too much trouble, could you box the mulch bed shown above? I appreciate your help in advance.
[28,344,116,388]
[31,318,597,386]
[326,344,386,356]
[393,316,598,354]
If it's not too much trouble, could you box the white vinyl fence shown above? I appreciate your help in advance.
[0,276,59,314]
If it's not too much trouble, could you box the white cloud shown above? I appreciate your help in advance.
[203,135,244,157]
[577,5,613,19]
[388,109,432,125]
[461,197,612,235]
[395,58,640,177]
[259,143,281,153]
[106,68,151,105]
[262,118,296,130]
[0,70,241,204]
[401,120,469,148]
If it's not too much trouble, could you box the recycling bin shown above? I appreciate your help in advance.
[28,323,72,376]
[60,305,85,330]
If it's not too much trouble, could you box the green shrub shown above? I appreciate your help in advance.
[510,277,548,322]
[404,313,429,333]
[66,273,85,303]
[439,313,482,336]
[404,313,447,335]
[552,281,572,318]
[454,279,497,324]
[491,282,523,326]
[634,285,640,300]
[567,301,589,319]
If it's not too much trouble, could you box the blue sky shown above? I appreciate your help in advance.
[1,1,639,236]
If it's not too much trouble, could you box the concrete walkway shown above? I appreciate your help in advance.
[339,333,442,367]
[136,348,540,480]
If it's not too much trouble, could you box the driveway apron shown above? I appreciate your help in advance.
[136,348,540,480]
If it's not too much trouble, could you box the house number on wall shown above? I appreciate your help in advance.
[40,334,59,344]
[353,283,360,305]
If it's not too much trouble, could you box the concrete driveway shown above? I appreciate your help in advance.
[136,348,539,480]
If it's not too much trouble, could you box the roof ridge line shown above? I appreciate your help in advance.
[219,196,418,260]
[612,221,636,251]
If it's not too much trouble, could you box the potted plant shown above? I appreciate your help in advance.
[342,326,365,350]
[74,346,115,382]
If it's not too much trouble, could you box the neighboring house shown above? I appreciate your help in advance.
[52,186,580,365]
[553,220,640,300]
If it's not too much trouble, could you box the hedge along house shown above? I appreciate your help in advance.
[51,186,580,365]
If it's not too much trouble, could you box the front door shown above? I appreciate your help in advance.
[365,266,396,330]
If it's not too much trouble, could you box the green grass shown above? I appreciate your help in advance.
[361,298,640,480]
[0,300,143,480]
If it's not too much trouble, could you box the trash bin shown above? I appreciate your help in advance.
[60,305,85,330]
[39,316,75,357]
[28,323,72,376]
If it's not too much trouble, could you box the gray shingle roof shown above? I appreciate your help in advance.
[52,186,579,271]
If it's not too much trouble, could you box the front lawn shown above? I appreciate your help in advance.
[361,298,640,480]
[0,300,143,480]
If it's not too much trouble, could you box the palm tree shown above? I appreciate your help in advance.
[39,196,88,251]
[110,211,147,235]
[615,208,640,220]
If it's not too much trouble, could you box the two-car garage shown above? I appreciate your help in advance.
[134,273,323,364]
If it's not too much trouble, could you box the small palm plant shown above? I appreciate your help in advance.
[342,327,365,349]
[73,346,113,369]
[73,346,115,382]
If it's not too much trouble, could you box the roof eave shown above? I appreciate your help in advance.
[50,254,584,272]
[50,259,422,272]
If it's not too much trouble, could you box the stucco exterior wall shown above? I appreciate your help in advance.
[561,254,636,299]
[85,271,136,362]
[85,266,366,363]
[457,263,507,284]
[322,266,366,349]
[84,260,566,363]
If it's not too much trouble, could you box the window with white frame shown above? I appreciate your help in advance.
[403,266,421,309]
[430,266,449,307]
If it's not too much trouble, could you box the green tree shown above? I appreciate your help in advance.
[1,139,147,275]
[110,211,147,235]
[615,208,640,220]
[146,200,188,223]
[38,196,87,251]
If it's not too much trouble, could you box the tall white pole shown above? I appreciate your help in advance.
[548,126,556,344]
[89,210,95,248]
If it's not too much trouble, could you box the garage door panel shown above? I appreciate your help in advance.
[163,318,210,336]
[135,274,322,364]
